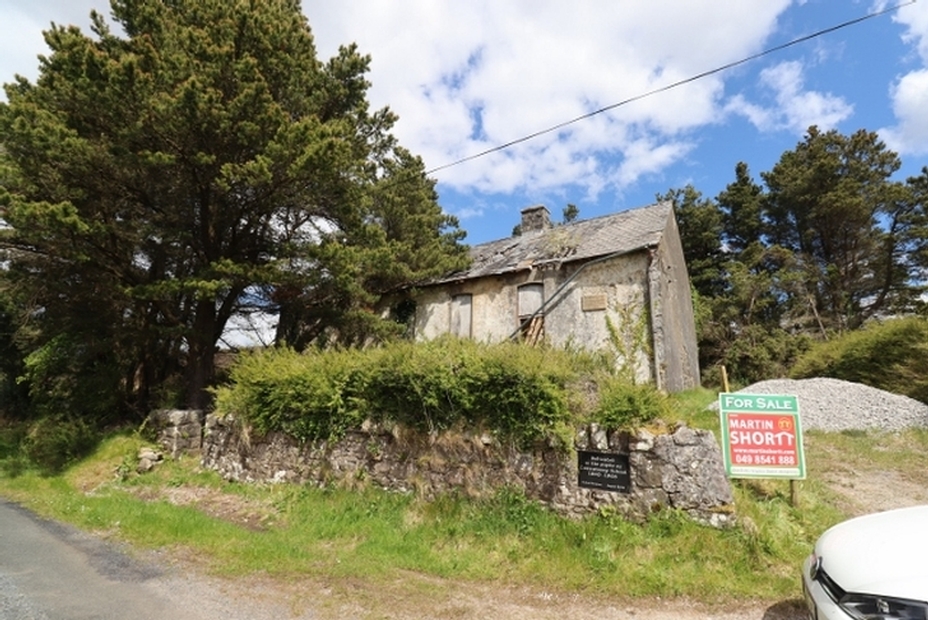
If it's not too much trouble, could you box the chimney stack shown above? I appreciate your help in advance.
[520,205,551,233]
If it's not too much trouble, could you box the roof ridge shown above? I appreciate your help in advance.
[429,200,672,285]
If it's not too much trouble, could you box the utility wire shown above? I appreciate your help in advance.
[425,1,917,176]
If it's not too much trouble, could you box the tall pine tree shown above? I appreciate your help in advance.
[0,0,468,415]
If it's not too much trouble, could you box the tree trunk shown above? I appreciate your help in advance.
[185,301,218,410]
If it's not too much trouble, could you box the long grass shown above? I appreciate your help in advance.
[2,396,924,606]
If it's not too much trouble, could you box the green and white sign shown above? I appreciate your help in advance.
[718,393,806,479]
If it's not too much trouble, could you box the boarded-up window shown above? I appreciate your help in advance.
[517,283,544,344]
[518,283,544,319]
[450,294,472,337]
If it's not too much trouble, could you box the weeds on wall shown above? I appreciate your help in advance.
[604,296,651,384]
[213,336,670,448]
[587,299,670,429]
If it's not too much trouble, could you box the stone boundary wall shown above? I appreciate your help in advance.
[186,413,734,526]
[150,409,204,459]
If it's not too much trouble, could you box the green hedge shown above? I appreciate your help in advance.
[213,346,366,441]
[790,317,928,404]
[214,337,669,446]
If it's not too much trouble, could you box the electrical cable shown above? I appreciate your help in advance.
[424,1,917,177]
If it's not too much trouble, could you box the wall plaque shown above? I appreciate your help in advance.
[577,450,631,493]
[581,294,608,312]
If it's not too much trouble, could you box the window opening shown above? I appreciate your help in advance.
[450,294,472,337]
[518,283,545,344]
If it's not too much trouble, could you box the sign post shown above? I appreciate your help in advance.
[718,393,806,481]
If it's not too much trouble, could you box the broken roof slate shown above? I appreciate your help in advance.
[435,201,673,284]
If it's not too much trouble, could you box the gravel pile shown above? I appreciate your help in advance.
[728,377,928,433]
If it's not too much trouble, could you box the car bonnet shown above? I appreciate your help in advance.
[815,505,928,602]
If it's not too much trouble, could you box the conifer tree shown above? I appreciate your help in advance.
[0,0,468,414]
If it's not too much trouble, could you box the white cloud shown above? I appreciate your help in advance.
[882,68,928,156]
[305,0,793,200]
[11,1,852,205]
[725,60,853,134]
[0,1,108,99]
[614,139,696,187]
[892,0,928,64]
[882,1,928,155]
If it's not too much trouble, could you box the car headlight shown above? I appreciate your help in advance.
[840,593,928,619]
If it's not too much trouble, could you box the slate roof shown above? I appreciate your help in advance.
[434,201,673,284]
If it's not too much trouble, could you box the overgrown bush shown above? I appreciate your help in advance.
[20,415,98,474]
[214,337,597,446]
[21,335,125,423]
[215,347,366,441]
[700,324,811,390]
[592,378,671,429]
[0,418,27,471]
[362,339,474,432]
[464,344,573,442]
[790,317,928,404]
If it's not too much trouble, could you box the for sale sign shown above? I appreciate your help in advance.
[718,393,806,479]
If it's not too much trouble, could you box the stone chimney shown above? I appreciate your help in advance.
[520,205,551,233]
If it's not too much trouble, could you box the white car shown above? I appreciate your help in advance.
[803,505,928,620]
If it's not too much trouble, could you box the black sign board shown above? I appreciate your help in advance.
[577,450,631,493]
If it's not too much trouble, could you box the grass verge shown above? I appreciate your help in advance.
[1,395,926,607]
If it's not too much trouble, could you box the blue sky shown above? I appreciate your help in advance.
[3,1,928,245]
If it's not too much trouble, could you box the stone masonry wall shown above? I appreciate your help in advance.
[150,409,204,459]
[193,414,734,526]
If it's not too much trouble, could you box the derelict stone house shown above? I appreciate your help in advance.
[403,201,699,392]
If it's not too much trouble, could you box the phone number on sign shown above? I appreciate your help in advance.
[733,454,795,466]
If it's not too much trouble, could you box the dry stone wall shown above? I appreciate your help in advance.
[150,409,204,459]
[187,413,734,526]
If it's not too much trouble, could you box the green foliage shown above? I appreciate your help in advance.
[215,347,365,441]
[717,162,765,254]
[0,295,29,417]
[361,339,473,433]
[761,127,915,332]
[605,297,651,383]
[215,338,583,445]
[0,419,28,476]
[20,415,98,474]
[562,203,579,223]
[9,420,915,604]
[667,130,927,385]
[592,379,671,429]
[702,323,811,390]
[465,344,574,442]
[21,334,125,423]
[790,317,928,403]
[0,0,468,415]
[668,387,720,430]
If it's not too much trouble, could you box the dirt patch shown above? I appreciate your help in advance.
[143,564,810,620]
[131,485,277,531]
[808,432,928,517]
[821,467,928,516]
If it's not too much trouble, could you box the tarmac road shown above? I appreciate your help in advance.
[0,496,804,620]
[0,497,195,619]
[0,497,325,620]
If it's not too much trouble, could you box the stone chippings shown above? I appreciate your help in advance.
[729,377,928,433]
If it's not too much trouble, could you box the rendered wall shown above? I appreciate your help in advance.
[412,253,656,386]
[648,216,700,391]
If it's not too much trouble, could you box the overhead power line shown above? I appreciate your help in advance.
[425,1,917,176]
